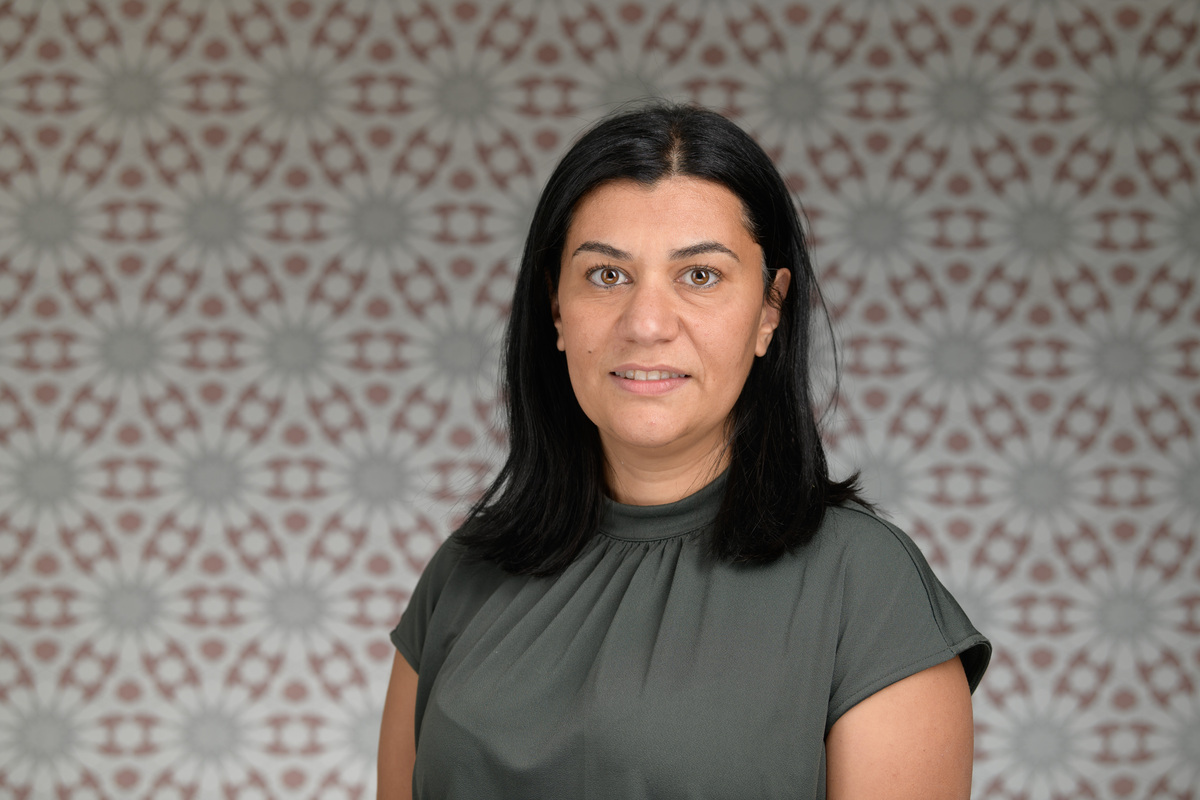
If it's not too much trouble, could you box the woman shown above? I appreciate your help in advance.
[378,103,989,799]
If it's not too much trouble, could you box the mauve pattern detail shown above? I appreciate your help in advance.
[0,1,1197,798]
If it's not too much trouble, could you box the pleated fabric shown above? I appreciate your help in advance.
[391,476,989,799]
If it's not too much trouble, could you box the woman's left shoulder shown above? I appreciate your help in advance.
[815,502,992,696]
[811,502,933,574]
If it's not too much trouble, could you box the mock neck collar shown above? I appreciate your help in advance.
[599,470,727,542]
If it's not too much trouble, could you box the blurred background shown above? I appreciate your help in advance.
[0,0,1197,797]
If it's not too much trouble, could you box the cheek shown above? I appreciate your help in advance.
[707,307,764,360]
[558,313,600,384]
[559,307,604,353]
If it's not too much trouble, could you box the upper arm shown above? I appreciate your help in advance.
[377,653,419,800]
[825,656,974,800]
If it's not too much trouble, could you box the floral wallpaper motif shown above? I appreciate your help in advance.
[0,1,1197,798]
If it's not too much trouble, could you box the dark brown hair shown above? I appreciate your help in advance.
[456,102,864,576]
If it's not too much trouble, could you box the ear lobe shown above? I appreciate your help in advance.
[755,324,775,357]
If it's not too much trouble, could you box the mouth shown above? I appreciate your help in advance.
[612,369,689,381]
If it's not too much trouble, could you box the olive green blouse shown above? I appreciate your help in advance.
[391,475,989,799]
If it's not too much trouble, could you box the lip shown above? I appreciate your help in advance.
[608,364,690,396]
[610,364,690,377]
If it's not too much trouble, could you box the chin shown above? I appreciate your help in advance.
[601,423,705,454]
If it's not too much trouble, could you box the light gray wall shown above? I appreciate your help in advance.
[0,1,1196,796]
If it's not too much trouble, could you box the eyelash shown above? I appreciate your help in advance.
[585,266,629,287]
[584,266,722,288]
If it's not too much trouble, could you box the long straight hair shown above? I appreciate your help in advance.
[456,103,865,576]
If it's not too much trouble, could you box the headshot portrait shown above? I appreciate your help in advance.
[0,2,1195,799]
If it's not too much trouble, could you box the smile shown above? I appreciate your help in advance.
[614,370,688,381]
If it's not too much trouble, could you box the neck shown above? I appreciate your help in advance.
[602,438,729,506]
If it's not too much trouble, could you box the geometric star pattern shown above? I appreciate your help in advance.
[0,1,1196,797]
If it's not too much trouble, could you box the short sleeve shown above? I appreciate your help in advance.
[390,536,463,672]
[826,507,991,731]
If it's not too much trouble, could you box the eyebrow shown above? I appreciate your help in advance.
[669,241,739,262]
[572,241,631,260]
[570,240,740,262]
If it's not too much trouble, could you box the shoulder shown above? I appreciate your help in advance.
[419,533,468,583]
[809,504,956,643]
[816,503,992,696]
[735,503,933,598]
[421,530,507,583]
[730,503,945,626]
[415,531,515,608]
[392,532,509,665]
[404,533,480,610]
[811,503,935,580]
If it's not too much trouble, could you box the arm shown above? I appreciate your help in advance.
[377,653,419,800]
[826,656,974,800]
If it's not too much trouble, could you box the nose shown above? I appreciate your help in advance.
[617,279,678,345]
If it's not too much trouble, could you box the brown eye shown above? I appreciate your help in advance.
[688,269,712,286]
[588,267,626,286]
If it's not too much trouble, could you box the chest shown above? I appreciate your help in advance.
[413,547,841,799]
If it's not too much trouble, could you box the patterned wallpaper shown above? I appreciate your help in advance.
[0,0,1197,797]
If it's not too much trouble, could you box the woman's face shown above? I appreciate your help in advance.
[553,176,790,469]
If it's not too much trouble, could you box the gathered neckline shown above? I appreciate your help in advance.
[598,471,727,542]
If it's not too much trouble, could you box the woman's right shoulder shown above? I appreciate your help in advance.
[413,531,511,595]
[415,532,470,584]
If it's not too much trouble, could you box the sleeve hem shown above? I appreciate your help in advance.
[825,633,990,737]
[390,625,420,673]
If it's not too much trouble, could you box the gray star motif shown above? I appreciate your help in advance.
[11,448,80,516]
[1008,459,1073,517]
[101,64,163,119]
[926,330,989,383]
[16,192,79,255]
[1008,199,1073,263]
[765,72,829,126]
[929,74,993,127]
[264,578,328,633]
[181,706,244,765]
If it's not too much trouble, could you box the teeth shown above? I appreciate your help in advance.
[620,370,685,380]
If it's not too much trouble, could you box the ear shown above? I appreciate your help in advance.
[756,268,791,357]
[550,290,566,352]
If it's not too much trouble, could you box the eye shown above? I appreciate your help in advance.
[587,267,628,287]
[686,268,716,287]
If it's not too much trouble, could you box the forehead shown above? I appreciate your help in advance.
[566,177,755,241]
